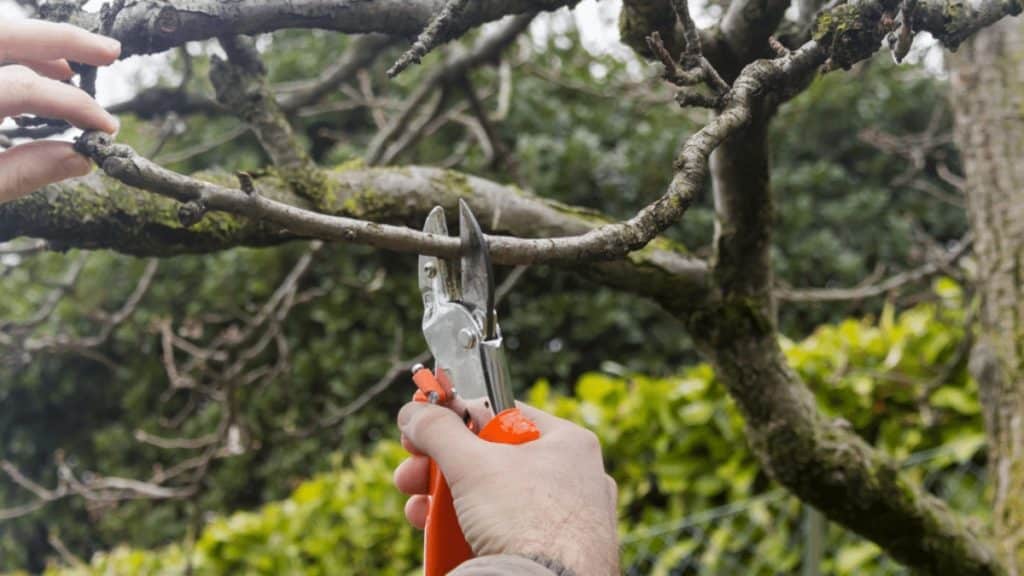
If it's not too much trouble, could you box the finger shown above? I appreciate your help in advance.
[401,433,425,456]
[405,495,429,530]
[18,58,73,80]
[514,402,575,435]
[393,455,431,495]
[0,66,118,133]
[0,141,91,204]
[606,475,618,521]
[0,19,120,66]
[397,402,482,480]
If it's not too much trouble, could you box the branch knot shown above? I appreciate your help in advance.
[177,200,207,228]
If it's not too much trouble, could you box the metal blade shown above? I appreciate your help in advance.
[419,206,459,306]
[458,199,496,338]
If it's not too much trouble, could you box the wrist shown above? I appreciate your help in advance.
[513,532,620,576]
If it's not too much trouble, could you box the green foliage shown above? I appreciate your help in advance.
[41,444,417,576]
[771,61,965,332]
[35,285,982,575]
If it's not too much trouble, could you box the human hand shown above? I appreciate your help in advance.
[394,402,620,575]
[0,19,121,203]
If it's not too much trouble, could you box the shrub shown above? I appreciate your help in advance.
[42,281,982,575]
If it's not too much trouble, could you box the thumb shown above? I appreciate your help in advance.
[0,141,91,204]
[398,402,483,481]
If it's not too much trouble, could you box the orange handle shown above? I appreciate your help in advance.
[413,369,540,575]
[423,460,471,576]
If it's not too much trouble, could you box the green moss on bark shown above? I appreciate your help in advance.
[812,2,890,69]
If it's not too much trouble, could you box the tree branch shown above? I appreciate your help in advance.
[719,0,792,64]
[105,89,222,119]
[1,163,709,313]
[53,0,575,59]
[686,312,1004,575]
[388,0,473,77]
[212,35,327,204]
[677,1,1018,573]
[622,0,1021,76]
[776,237,971,302]
[61,44,824,275]
[367,13,533,165]
[279,34,394,112]
[108,34,393,123]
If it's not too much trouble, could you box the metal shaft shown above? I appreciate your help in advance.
[480,339,515,413]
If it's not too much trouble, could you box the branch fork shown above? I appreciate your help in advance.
[646,0,730,109]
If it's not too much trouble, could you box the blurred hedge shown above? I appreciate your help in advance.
[37,280,983,575]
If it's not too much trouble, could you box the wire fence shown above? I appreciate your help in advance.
[620,443,988,575]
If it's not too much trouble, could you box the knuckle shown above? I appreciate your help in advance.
[575,427,602,453]
[3,64,37,95]
[410,405,451,440]
[1,65,38,110]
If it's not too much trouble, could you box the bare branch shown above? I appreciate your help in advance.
[0,239,47,256]
[388,0,473,77]
[107,88,222,120]
[2,259,159,367]
[368,13,533,165]
[0,255,87,335]
[70,43,823,269]
[47,532,85,569]
[78,127,703,264]
[213,36,326,204]
[50,0,572,59]
[775,237,971,302]
[154,125,250,165]
[280,35,394,112]
[1,460,58,502]
[134,430,220,450]
[289,350,431,437]
[110,34,393,123]
[2,167,709,317]
[458,75,511,170]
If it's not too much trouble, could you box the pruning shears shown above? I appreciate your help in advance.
[411,199,540,575]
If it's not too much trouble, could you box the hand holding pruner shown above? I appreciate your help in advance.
[410,200,540,575]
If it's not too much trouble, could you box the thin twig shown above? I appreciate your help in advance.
[388,0,473,78]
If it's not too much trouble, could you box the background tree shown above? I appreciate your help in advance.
[0,0,1018,573]
[950,18,1024,574]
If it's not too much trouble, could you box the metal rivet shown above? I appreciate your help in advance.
[423,261,437,278]
[457,328,477,349]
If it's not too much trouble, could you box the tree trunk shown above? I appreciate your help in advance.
[950,18,1024,574]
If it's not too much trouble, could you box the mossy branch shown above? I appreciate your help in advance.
[0,160,709,315]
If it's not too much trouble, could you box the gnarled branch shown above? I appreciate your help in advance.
[53,0,577,58]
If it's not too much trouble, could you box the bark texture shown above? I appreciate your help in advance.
[950,18,1024,574]
[45,0,576,58]
[0,166,710,314]
[693,113,1003,575]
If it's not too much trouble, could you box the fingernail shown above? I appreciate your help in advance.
[107,114,120,136]
[398,403,421,428]
[103,37,122,57]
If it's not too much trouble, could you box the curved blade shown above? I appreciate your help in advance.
[419,206,459,306]
[458,199,496,338]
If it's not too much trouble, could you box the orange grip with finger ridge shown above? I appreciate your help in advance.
[420,402,540,575]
